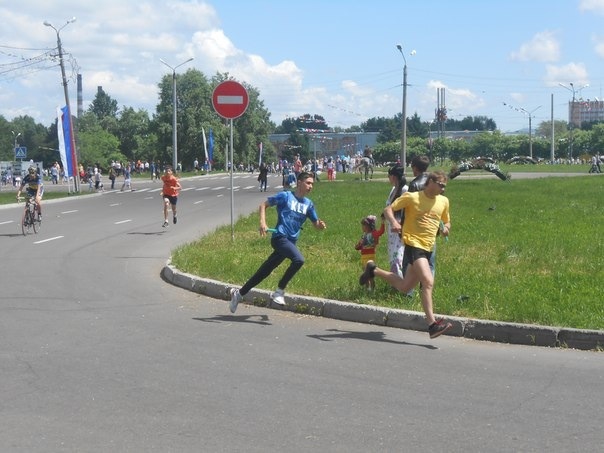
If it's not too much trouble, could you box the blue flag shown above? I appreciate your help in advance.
[208,128,214,163]
[57,106,74,177]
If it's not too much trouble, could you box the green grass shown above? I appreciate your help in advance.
[172,171,604,331]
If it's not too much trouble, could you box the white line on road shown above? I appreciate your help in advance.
[109,203,120,207]
[193,200,204,204]
[34,236,64,244]
[115,219,132,224]
[61,210,78,214]
[0,220,13,225]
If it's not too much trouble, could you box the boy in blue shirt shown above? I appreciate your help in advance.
[229,172,327,312]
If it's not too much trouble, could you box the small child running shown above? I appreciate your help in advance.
[160,166,182,227]
[355,215,385,291]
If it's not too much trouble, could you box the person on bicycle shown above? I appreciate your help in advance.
[16,166,44,220]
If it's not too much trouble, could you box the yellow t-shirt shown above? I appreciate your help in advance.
[391,191,450,252]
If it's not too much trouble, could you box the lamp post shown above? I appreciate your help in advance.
[12,131,21,167]
[44,17,78,191]
[503,103,541,158]
[160,57,194,172]
[559,82,589,160]
[396,44,415,173]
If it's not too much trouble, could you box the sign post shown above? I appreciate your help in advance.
[212,80,249,240]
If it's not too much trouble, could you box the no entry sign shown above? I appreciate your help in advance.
[212,80,249,119]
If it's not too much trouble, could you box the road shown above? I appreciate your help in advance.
[0,172,601,452]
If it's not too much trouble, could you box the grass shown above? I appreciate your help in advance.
[172,169,604,331]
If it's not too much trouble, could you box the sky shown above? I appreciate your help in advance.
[1,0,604,134]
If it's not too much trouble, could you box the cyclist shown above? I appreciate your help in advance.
[16,166,44,220]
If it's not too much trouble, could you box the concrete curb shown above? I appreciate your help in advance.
[161,261,604,352]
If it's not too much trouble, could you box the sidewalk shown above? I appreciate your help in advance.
[161,260,604,352]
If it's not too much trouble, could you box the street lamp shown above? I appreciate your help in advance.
[559,82,589,160]
[12,131,22,166]
[396,44,415,172]
[160,57,194,172]
[503,103,541,158]
[44,17,78,191]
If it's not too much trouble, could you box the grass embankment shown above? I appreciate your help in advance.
[172,169,604,331]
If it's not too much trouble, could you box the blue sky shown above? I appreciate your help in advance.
[1,0,604,133]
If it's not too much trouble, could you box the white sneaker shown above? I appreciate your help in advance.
[229,288,242,313]
[271,288,286,306]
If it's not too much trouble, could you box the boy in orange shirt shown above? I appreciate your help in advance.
[161,166,182,227]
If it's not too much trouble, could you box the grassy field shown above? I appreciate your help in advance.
[172,168,604,331]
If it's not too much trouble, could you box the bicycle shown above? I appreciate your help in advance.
[18,195,41,235]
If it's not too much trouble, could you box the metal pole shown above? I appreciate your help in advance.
[396,44,409,172]
[172,71,177,171]
[230,119,235,241]
[44,18,79,192]
[160,58,194,174]
[402,64,407,171]
[550,93,555,163]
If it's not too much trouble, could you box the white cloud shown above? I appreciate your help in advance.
[544,63,589,87]
[510,31,560,63]
[579,0,604,14]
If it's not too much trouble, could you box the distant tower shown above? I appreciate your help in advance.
[77,73,83,118]
[436,88,447,138]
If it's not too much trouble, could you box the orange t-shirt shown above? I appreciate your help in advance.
[161,174,180,197]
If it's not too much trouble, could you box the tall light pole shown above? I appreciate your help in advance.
[396,44,415,172]
[559,82,589,161]
[160,57,194,172]
[11,131,21,167]
[44,17,78,191]
[503,103,541,158]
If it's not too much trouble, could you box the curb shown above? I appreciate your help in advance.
[161,261,604,352]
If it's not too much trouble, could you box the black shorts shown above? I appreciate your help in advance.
[403,244,432,266]
[164,195,178,205]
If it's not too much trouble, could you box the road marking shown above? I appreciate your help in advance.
[148,188,162,193]
[212,186,226,190]
[193,200,204,205]
[109,203,120,207]
[115,219,132,224]
[144,196,153,200]
[34,236,64,244]
[61,210,78,214]
[195,187,209,191]
[182,187,194,192]
[0,220,13,225]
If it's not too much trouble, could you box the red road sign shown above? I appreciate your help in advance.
[212,80,249,119]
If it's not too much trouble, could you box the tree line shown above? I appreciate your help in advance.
[1,68,603,174]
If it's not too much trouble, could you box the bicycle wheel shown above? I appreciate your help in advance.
[21,209,32,235]
[32,207,40,234]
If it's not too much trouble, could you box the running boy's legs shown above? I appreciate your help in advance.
[372,256,437,325]
[239,236,305,295]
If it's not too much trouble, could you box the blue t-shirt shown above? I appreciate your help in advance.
[268,190,318,242]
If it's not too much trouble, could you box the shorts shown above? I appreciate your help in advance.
[361,254,376,267]
[403,244,431,266]
[164,195,178,205]
[26,187,44,199]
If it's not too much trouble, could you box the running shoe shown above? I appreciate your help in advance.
[229,288,242,313]
[271,288,286,305]
[359,261,376,286]
[428,319,453,339]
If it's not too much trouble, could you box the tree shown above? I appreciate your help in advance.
[89,88,119,122]
[77,122,122,169]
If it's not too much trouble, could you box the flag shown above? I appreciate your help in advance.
[201,127,207,163]
[56,106,73,177]
[258,142,263,166]
[208,128,214,163]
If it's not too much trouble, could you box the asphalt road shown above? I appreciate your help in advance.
[1,171,602,452]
